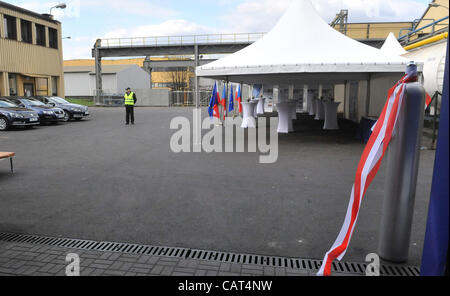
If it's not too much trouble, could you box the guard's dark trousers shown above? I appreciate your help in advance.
[125,105,134,124]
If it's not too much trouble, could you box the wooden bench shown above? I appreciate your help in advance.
[0,152,15,173]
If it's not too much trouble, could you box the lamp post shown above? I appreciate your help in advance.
[62,37,71,40]
[50,3,67,15]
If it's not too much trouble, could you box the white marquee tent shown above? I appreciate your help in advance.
[196,0,423,120]
[196,0,419,86]
[380,32,408,57]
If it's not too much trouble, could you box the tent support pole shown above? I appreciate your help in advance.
[366,74,372,117]
[303,85,308,112]
[344,80,348,119]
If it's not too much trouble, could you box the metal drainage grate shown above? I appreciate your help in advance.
[0,232,420,276]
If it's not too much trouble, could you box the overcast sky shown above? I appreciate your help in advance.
[6,0,431,60]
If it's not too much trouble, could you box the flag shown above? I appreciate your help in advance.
[221,85,227,108]
[426,92,432,108]
[222,85,227,120]
[208,82,220,119]
[229,84,234,112]
[236,85,242,113]
[420,39,449,276]
[253,84,262,98]
[317,67,421,276]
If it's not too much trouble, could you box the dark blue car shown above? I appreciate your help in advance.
[3,97,65,124]
[0,100,40,131]
[33,96,90,122]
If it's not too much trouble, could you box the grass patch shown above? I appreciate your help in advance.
[66,98,95,107]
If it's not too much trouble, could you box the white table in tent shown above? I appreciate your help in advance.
[309,97,317,116]
[307,94,315,115]
[256,97,266,115]
[289,101,297,119]
[276,102,296,133]
[315,99,325,120]
[250,99,259,117]
[323,101,340,130]
[241,101,258,128]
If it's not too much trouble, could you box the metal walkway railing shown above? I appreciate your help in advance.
[398,16,449,45]
[99,32,266,48]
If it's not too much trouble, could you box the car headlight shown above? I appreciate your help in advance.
[9,112,23,118]
[43,110,54,115]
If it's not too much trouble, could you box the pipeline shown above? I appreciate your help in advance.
[404,32,448,51]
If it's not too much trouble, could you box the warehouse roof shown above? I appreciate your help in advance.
[64,64,138,74]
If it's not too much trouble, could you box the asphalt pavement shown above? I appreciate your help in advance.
[0,107,436,266]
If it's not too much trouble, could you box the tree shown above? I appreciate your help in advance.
[170,67,188,91]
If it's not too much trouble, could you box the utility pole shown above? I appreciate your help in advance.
[94,39,102,106]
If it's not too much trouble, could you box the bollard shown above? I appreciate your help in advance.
[378,65,426,262]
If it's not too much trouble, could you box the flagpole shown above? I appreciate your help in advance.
[232,82,239,119]
[225,77,229,121]
[217,81,222,126]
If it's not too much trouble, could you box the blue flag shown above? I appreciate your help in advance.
[222,85,227,109]
[208,82,219,119]
[253,84,262,98]
[420,39,449,276]
[228,84,234,112]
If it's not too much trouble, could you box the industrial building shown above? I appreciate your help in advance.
[64,57,197,94]
[0,1,64,97]
[64,64,150,97]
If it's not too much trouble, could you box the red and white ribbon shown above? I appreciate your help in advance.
[317,69,420,276]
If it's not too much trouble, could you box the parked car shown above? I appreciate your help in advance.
[3,97,65,124]
[0,99,40,131]
[32,96,90,122]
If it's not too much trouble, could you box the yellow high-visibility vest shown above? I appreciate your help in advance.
[124,92,135,105]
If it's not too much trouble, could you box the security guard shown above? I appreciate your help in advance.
[124,87,137,125]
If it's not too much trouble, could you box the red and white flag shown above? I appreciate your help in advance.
[317,66,423,276]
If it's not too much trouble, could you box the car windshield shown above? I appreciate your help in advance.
[50,97,69,104]
[22,99,47,106]
[0,100,18,108]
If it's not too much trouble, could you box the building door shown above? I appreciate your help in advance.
[23,83,34,97]
[349,82,359,122]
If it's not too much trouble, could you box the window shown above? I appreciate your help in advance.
[35,24,46,46]
[51,77,58,95]
[3,15,17,40]
[36,78,48,96]
[48,27,58,49]
[8,74,18,96]
[20,19,32,43]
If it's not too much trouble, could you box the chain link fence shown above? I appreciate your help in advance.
[169,91,212,107]
[94,89,212,107]
[93,90,124,106]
